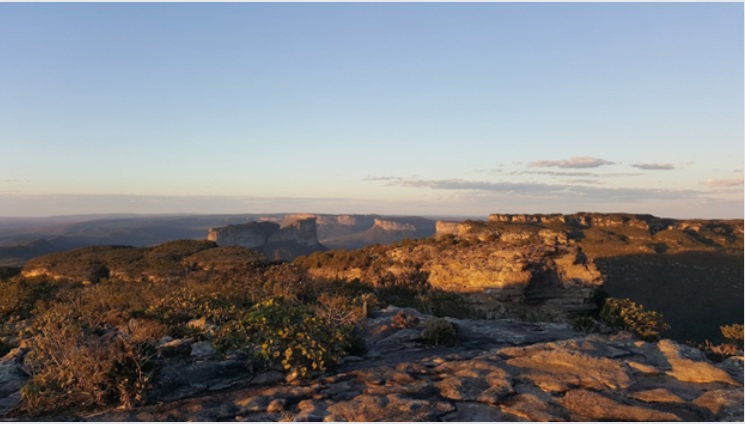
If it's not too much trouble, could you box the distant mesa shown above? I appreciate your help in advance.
[208,217,324,261]
[206,214,438,257]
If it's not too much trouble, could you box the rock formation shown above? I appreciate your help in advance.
[304,222,604,314]
[62,306,743,422]
[207,221,278,249]
[208,218,324,261]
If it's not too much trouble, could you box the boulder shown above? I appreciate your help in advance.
[0,348,29,416]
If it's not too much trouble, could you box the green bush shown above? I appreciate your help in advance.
[415,290,473,319]
[421,318,458,347]
[215,298,353,379]
[599,297,670,342]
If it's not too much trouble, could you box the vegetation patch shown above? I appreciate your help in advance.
[599,297,670,342]
[421,318,458,347]
[215,298,353,379]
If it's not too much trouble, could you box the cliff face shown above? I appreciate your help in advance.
[268,218,319,246]
[303,224,604,315]
[207,222,278,248]
[450,213,743,343]
[488,212,744,240]
[208,218,324,261]
[372,218,417,232]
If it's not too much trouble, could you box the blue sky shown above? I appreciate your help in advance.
[0,2,742,218]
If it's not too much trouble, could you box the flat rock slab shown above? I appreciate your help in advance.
[37,314,744,423]
[556,389,683,421]
[443,402,525,422]
[503,346,633,391]
[692,389,744,421]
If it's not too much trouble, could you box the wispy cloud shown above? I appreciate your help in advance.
[528,156,615,169]
[374,177,700,202]
[701,178,744,188]
[631,163,676,170]
[362,176,399,182]
[514,170,593,177]
[469,167,504,175]
[510,170,642,178]
[565,179,604,185]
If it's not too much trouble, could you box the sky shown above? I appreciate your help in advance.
[0,2,743,219]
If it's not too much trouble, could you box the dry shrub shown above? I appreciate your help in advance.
[391,310,420,329]
[19,303,164,416]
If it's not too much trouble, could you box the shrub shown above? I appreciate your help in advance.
[599,297,670,342]
[720,323,744,348]
[19,305,163,416]
[701,323,744,362]
[0,337,10,358]
[0,278,61,320]
[415,290,473,319]
[421,318,458,347]
[391,310,420,329]
[215,298,352,379]
[571,315,604,334]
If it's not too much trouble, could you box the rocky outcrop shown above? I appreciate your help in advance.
[489,213,566,224]
[487,212,745,241]
[435,221,461,236]
[372,218,416,232]
[207,222,278,249]
[0,348,28,416]
[281,214,377,240]
[306,224,604,313]
[79,307,744,422]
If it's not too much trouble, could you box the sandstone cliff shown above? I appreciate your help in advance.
[433,213,743,343]
[300,223,604,315]
[208,218,325,261]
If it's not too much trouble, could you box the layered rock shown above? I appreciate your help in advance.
[207,222,278,249]
[305,223,604,313]
[434,221,461,237]
[372,218,417,232]
[208,218,324,261]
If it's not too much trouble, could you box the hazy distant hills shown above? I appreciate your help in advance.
[0,213,441,266]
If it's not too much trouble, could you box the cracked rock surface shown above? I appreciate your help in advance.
[6,306,743,422]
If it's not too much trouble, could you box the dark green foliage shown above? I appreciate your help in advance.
[599,297,670,342]
[214,298,353,379]
[0,266,21,280]
[571,315,604,334]
[421,318,458,347]
[0,337,10,357]
[416,290,472,319]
